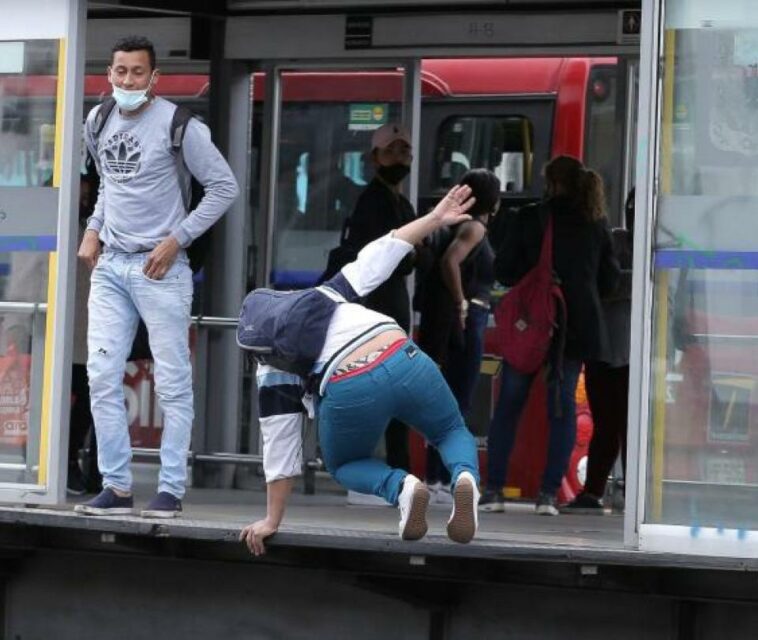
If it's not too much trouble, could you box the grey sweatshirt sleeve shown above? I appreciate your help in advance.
[84,109,105,235]
[170,118,240,247]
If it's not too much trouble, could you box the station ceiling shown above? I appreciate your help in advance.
[88,0,641,18]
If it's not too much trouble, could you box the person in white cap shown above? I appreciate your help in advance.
[342,123,420,478]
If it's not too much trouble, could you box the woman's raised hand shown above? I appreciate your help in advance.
[430,185,476,227]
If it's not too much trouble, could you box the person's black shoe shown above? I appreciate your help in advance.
[535,492,559,516]
[141,492,183,519]
[66,462,87,497]
[478,488,505,513]
[74,488,134,515]
[561,492,603,515]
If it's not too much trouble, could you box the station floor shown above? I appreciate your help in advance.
[2,463,637,564]
[0,464,755,572]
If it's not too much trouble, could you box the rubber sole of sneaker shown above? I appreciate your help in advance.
[447,479,476,543]
[400,483,430,541]
[140,509,181,519]
[74,505,133,516]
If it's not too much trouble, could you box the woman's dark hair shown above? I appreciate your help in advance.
[545,155,606,222]
[459,169,501,218]
[111,36,157,70]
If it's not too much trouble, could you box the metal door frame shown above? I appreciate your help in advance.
[0,0,86,505]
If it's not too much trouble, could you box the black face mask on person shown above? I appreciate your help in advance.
[377,163,410,185]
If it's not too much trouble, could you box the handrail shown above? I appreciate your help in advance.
[132,447,323,470]
[190,315,238,328]
[0,302,48,314]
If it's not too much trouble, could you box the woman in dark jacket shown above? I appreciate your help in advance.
[480,155,620,515]
[564,188,635,513]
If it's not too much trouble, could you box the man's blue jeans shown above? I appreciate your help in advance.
[486,358,582,496]
[87,251,193,498]
[318,340,480,506]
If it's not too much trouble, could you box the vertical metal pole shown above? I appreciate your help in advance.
[624,0,664,548]
[622,60,640,206]
[612,58,629,225]
[260,65,282,288]
[402,59,422,316]
[402,59,422,210]
[244,66,282,467]
[198,20,251,487]
[48,0,86,503]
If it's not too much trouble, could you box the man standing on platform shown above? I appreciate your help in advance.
[75,36,239,518]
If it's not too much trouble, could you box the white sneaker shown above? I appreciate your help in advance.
[447,471,480,544]
[397,475,430,541]
[429,481,454,505]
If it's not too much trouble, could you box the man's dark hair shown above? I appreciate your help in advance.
[111,36,156,70]
[459,169,501,218]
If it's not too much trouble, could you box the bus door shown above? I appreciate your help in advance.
[258,65,409,290]
[0,2,85,504]
[243,63,413,476]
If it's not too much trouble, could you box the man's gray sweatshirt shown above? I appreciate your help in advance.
[85,96,239,252]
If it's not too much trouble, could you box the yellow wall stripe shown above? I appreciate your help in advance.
[649,30,677,521]
[660,30,676,196]
[38,252,59,485]
[651,271,670,521]
[38,38,67,485]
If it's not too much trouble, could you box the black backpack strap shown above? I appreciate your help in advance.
[169,105,196,211]
[87,97,117,162]
[92,97,117,139]
[170,104,195,154]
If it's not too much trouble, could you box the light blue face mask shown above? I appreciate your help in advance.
[111,72,154,112]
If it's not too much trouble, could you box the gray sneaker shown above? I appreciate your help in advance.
[535,492,559,516]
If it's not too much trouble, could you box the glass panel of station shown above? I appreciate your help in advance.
[0,39,59,485]
[646,2,758,530]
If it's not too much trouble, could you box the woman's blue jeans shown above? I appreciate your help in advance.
[426,303,489,485]
[486,358,582,496]
[318,340,480,506]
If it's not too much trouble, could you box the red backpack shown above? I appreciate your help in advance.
[494,212,567,374]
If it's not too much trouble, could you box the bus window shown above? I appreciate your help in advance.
[434,116,535,193]
[269,70,403,289]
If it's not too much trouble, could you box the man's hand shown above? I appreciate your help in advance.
[239,518,278,556]
[77,229,101,270]
[143,236,181,280]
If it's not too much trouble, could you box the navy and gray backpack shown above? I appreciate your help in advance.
[236,273,359,379]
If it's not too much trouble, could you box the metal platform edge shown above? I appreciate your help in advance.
[1,506,758,574]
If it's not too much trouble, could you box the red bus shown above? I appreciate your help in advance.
[1,57,623,500]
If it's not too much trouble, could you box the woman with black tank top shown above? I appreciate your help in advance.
[418,169,501,501]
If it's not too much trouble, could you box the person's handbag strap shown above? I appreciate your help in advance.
[537,207,554,272]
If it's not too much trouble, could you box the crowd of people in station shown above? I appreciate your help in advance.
[70,35,634,555]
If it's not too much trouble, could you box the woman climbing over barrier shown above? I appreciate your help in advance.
[237,185,481,555]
